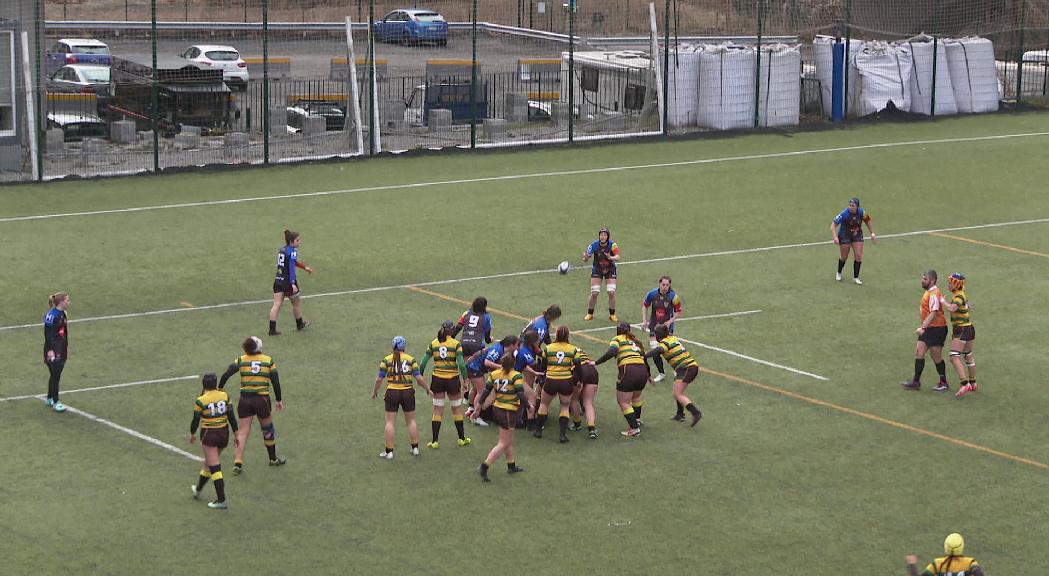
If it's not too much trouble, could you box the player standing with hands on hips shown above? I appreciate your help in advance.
[43,292,70,413]
[269,229,313,336]
[582,227,620,322]
[832,197,876,284]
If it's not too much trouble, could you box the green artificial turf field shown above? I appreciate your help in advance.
[2,112,1048,574]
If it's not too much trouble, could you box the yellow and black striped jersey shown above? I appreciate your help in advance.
[426,337,463,379]
[577,349,592,363]
[486,368,524,410]
[194,389,233,429]
[655,336,698,370]
[545,342,580,379]
[948,289,973,328]
[236,353,277,395]
[379,353,420,390]
[921,556,979,576]
[609,335,645,366]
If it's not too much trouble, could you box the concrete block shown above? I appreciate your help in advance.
[302,115,327,137]
[46,128,65,153]
[504,92,528,122]
[550,102,570,126]
[180,125,202,136]
[82,138,106,154]
[110,120,136,144]
[269,107,287,137]
[137,130,154,142]
[175,133,200,150]
[428,108,452,130]
[482,118,506,139]
[224,132,249,147]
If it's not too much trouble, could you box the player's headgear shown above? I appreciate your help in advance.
[599,227,610,239]
[653,324,669,340]
[948,273,966,290]
[616,322,632,335]
[944,533,964,556]
[392,336,407,351]
[849,197,860,208]
[441,320,455,333]
[250,336,263,353]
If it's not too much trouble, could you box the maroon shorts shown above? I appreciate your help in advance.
[675,365,699,384]
[543,376,576,397]
[575,364,599,386]
[237,394,271,419]
[952,325,975,342]
[616,364,648,393]
[431,375,462,396]
[384,388,416,413]
[491,407,519,430]
[200,427,230,448]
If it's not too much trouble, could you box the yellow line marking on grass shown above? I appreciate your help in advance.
[179,301,195,308]
[409,285,1049,473]
[929,232,1049,260]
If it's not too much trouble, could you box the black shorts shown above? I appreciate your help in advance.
[952,325,976,342]
[431,375,462,396]
[575,364,599,386]
[384,388,416,413]
[237,394,272,419]
[918,326,949,347]
[492,407,519,430]
[591,267,617,280]
[543,376,576,397]
[675,365,699,384]
[273,281,299,298]
[839,234,863,244]
[616,364,648,393]
[200,427,230,448]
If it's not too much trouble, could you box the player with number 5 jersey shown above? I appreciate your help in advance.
[188,373,240,510]
[218,336,286,474]
[419,321,471,449]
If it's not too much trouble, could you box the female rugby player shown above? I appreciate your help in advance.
[581,227,620,322]
[372,336,432,459]
[533,326,582,443]
[464,335,519,426]
[594,323,651,437]
[268,229,314,335]
[188,373,240,510]
[831,197,876,284]
[475,353,526,482]
[218,336,286,475]
[419,321,471,448]
[940,273,978,398]
[645,325,703,426]
[571,348,600,439]
[43,292,70,413]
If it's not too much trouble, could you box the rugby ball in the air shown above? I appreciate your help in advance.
[558,261,570,274]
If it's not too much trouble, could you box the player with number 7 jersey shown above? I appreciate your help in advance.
[219,336,286,475]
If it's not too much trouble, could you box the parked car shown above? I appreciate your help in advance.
[286,100,347,134]
[374,9,448,46]
[47,112,108,142]
[177,45,249,86]
[46,64,112,118]
[46,38,112,75]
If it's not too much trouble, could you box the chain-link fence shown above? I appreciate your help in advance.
[0,0,1045,182]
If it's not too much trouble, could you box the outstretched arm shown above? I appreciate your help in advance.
[218,364,238,389]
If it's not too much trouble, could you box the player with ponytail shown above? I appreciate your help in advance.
[268,229,314,335]
[43,292,70,412]
[594,322,651,437]
[373,336,432,460]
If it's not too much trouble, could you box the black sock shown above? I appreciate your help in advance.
[266,444,277,460]
[454,419,465,440]
[624,412,639,430]
[675,401,685,417]
[411,443,419,450]
[913,358,926,382]
[535,413,548,430]
[686,403,700,416]
[209,465,225,502]
[507,461,517,471]
[269,320,277,333]
[935,361,947,379]
[588,424,595,432]
[431,419,441,443]
[587,307,594,315]
[385,447,393,454]
[653,356,665,375]
[634,404,642,420]
[559,416,569,436]
[609,308,616,316]
[196,470,210,492]
[295,317,304,329]
[479,462,490,476]
[837,259,846,273]
[853,260,862,278]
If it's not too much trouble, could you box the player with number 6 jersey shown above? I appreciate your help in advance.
[218,336,286,474]
[188,373,239,510]
[419,321,471,449]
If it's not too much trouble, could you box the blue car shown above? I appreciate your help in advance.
[373,9,448,46]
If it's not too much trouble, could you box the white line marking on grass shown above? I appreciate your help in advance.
[676,336,829,381]
[1,217,1046,333]
[573,310,763,334]
[63,404,203,463]
[4,131,1048,223]
[0,375,198,402]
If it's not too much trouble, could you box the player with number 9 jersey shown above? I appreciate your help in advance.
[534,326,582,443]
[452,297,493,364]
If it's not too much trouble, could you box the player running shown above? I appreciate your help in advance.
[906,533,984,576]
[43,292,70,413]
[533,326,582,444]
[940,273,978,398]
[831,197,876,284]
[475,353,527,482]
[372,336,432,460]
[268,229,314,335]
[219,336,287,474]
[645,325,703,426]
[902,270,950,391]
[188,373,239,510]
[640,275,681,384]
[594,322,651,437]
[582,227,620,322]
[419,321,471,448]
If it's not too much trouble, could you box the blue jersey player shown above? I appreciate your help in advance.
[268,229,314,335]
[522,304,561,345]
[465,335,519,427]
[581,227,620,322]
[831,197,876,285]
[43,292,70,413]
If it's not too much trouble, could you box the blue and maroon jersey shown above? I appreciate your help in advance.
[275,245,298,286]
[43,307,68,359]
[585,239,620,275]
[833,207,870,240]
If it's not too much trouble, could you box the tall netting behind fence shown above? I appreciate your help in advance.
[0,0,1045,182]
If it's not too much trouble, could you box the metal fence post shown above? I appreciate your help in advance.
[470,0,478,148]
[151,0,159,172]
[844,0,852,118]
[662,0,670,136]
[368,0,375,155]
[263,0,270,164]
[754,0,764,129]
[34,0,43,180]
[1015,0,1026,104]
[568,0,576,142]
[931,36,938,117]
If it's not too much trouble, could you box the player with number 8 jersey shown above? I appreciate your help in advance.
[419,321,471,449]
[219,336,285,474]
[188,373,239,509]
